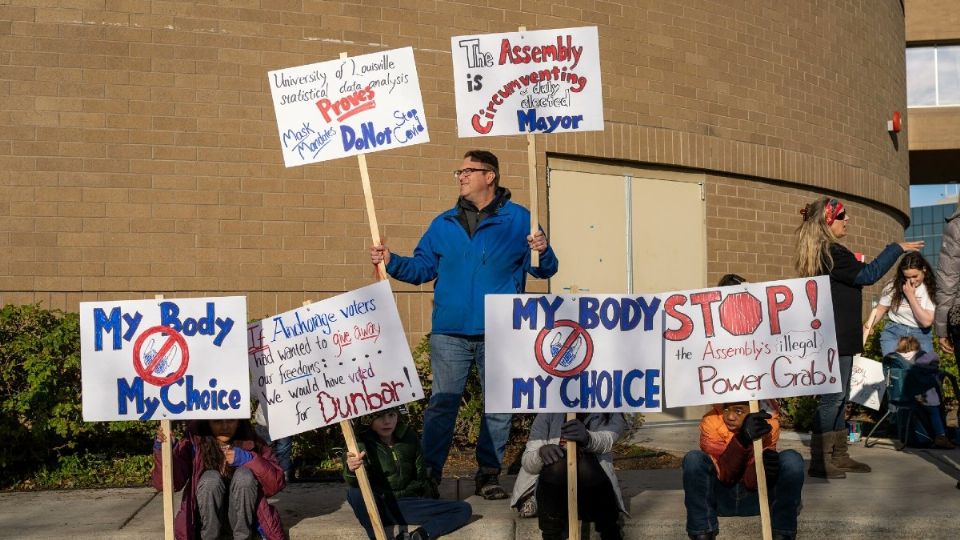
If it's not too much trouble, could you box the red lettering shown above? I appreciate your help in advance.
[664,294,693,341]
[766,285,794,335]
[315,86,376,123]
[690,291,722,338]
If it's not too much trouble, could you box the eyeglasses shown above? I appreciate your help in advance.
[453,168,491,179]
[722,407,748,417]
[835,211,847,221]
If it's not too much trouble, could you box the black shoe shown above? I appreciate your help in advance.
[474,469,508,500]
[689,533,718,540]
[409,528,430,540]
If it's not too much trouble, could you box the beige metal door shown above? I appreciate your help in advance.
[547,160,707,421]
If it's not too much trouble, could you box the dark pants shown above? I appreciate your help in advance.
[345,488,471,539]
[536,452,622,540]
[195,468,258,540]
[682,449,804,537]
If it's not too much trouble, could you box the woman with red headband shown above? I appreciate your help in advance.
[795,197,923,479]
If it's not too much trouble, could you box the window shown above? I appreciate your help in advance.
[907,45,960,107]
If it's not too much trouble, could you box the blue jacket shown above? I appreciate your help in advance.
[386,196,559,335]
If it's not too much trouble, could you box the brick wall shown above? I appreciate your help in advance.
[0,1,909,345]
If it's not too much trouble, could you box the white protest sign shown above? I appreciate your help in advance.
[663,276,842,407]
[267,46,429,167]
[80,297,248,421]
[248,281,423,440]
[484,293,664,413]
[451,26,603,137]
[850,355,885,410]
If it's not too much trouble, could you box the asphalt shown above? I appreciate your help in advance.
[3,422,960,539]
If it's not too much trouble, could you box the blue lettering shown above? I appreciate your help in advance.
[95,307,122,351]
[579,297,600,329]
[160,377,186,414]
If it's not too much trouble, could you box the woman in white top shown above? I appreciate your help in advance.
[867,252,937,356]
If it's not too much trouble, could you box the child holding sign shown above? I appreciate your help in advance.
[343,408,472,540]
[513,413,627,540]
[795,197,923,478]
[681,402,804,540]
[152,419,286,540]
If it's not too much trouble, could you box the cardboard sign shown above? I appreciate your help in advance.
[80,297,248,421]
[451,26,603,137]
[850,355,885,410]
[484,293,664,413]
[248,281,423,439]
[267,47,429,167]
[663,276,842,407]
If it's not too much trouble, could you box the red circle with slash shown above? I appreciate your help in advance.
[133,325,190,387]
[534,320,594,378]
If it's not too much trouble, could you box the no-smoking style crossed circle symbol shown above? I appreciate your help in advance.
[133,325,190,387]
[534,320,594,377]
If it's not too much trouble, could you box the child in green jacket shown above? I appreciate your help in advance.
[344,408,472,539]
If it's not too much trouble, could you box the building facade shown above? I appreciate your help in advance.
[1,1,910,351]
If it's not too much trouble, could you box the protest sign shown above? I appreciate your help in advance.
[248,281,423,440]
[484,293,664,413]
[267,47,429,167]
[850,355,885,410]
[451,26,603,137]
[663,276,842,407]
[80,297,248,421]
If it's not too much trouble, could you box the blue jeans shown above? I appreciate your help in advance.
[682,449,804,536]
[813,354,853,433]
[421,334,512,478]
[346,488,471,539]
[879,320,933,357]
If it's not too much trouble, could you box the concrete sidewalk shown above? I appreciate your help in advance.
[3,422,960,539]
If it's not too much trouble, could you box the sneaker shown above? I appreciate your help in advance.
[517,494,538,518]
[409,528,430,540]
[474,469,508,500]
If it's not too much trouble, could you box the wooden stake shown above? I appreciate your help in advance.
[750,400,773,540]
[519,26,540,268]
[155,294,174,540]
[340,51,386,281]
[566,411,580,540]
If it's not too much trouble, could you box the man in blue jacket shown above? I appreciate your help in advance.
[370,149,559,499]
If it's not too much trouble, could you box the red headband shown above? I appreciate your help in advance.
[824,199,844,226]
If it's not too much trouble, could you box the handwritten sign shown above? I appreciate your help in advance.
[267,47,429,167]
[80,297,248,421]
[451,26,603,137]
[663,277,841,407]
[850,355,885,410]
[248,281,423,440]
[484,293,664,413]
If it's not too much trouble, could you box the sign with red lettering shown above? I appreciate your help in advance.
[484,277,840,412]
[451,26,603,137]
[247,281,423,440]
[267,47,429,167]
[662,276,840,407]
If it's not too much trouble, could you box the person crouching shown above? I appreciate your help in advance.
[682,402,804,540]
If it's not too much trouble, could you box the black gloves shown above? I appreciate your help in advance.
[736,411,772,447]
[762,449,780,489]
[538,444,565,466]
[560,419,590,444]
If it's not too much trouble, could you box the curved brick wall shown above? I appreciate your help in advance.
[0,1,909,341]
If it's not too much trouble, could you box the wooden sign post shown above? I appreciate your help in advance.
[156,293,174,540]
[749,400,773,540]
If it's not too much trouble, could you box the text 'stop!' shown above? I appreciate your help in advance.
[451,26,603,138]
[267,47,430,167]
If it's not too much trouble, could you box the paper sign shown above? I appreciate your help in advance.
[80,297,249,421]
[850,355,885,410]
[663,276,842,407]
[267,47,429,167]
[451,26,603,137]
[248,281,423,439]
[484,293,664,413]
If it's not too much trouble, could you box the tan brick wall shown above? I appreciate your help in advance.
[906,0,960,42]
[0,1,909,345]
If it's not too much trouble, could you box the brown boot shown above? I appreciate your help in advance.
[832,430,871,472]
[809,431,846,478]
[934,435,957,449]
